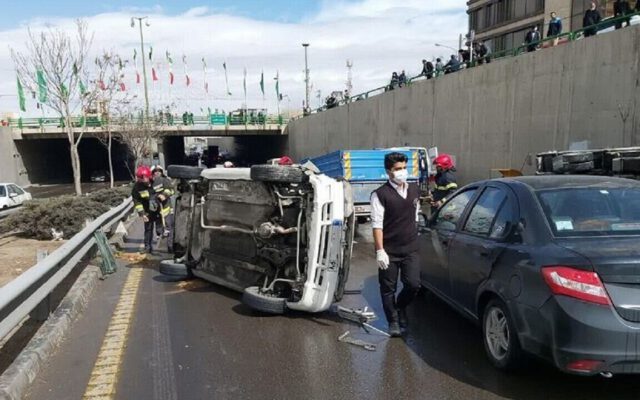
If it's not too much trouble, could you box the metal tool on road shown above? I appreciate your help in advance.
[338,330,376,351]
[333,305,391,337]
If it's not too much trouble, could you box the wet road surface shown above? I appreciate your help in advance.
[25,223,640,400]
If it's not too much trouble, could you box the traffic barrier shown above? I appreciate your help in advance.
[0,197,133,341]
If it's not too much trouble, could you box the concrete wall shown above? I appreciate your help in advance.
[0,128,29,186]
[287,26,640,184]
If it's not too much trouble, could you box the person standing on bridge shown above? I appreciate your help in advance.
[583,2,602,37]
[525,26,541,52]
[547,12,563,46]
[371,152,421,337]
[132,165,159,254]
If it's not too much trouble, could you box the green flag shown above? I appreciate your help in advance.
[16,77,26,112]
[37,70,47,103]
[260,71,264,97]
[73,62,86,95]
[61,83,69,98]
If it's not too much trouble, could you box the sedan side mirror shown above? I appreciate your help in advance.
[9,193,18,198]
[507,219,525,243]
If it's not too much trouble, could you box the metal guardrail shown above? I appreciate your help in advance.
[0,197,133,341]
[6,114,289,131]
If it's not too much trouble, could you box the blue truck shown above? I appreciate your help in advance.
[307,148,435,219]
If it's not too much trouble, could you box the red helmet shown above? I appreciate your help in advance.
[433,154,454,170]
[136,165,152,179]
[278,156,294,166]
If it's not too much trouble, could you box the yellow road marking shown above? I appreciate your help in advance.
[83,268,143,400]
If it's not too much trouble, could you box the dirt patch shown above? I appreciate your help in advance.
[0,236,65,287]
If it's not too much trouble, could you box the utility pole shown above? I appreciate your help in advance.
[131,17,150,119]
[345,59,353,98]
[302,43,310,115]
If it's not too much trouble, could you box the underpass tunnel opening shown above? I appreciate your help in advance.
[232,135,289,167]
[160,135,287,168]
[14,137,132,184]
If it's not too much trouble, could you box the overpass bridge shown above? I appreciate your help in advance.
[7,114,287,140]
[0,113,289,185]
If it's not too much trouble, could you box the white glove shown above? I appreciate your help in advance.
[376,249,390,270]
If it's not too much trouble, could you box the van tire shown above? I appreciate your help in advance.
[250,165,308,183]
[242,286,286,314]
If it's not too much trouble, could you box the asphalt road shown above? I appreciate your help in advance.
[24,223,640,400]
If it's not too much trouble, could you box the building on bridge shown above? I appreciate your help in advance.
[468,0,622,53]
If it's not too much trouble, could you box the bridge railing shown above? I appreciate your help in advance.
[297,11,640,119]
[6,113,289,132]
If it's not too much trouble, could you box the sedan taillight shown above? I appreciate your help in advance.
[541,266,611,306]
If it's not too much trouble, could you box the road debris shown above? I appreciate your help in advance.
[338,331,376,351]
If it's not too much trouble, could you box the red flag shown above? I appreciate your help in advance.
[98,80,106,90]
[186,75,191,86]
[169,71,174,85]
[136,71,141,84]
[152,67,158,81]
[119,82,126,92]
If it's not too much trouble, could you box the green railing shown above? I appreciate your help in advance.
[7,113,289,130]
[304,11,640,117]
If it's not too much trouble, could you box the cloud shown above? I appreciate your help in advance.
[0,0,467,117]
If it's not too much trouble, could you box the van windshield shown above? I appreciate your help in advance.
[537,188,640,237]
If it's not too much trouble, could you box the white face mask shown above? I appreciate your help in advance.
[393,169,408,184]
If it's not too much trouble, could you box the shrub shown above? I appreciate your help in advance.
[0,186,132,240]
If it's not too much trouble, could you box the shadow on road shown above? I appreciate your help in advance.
[360,272,640,400]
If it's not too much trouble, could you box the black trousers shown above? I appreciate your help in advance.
[378,251,421,324]
[143,214,160,250]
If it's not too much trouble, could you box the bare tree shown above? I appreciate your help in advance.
[93,52,129,188]
[11,20,94,196]
[115,111,161,178]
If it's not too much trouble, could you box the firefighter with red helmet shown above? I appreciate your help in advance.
[132,165,159,253]
[431,154,458,210]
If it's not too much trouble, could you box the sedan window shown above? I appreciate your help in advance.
[10,185,24,195]
[435,189,477,231]
[464,187,506,236]
[538,188,640,236]
[0,186,5,197]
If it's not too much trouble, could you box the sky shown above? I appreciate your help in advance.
[0,0,468,117]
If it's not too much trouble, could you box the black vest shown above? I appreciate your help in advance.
[375,182,419,256]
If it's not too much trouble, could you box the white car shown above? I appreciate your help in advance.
[0,183,32,209]
[163,164,355,314]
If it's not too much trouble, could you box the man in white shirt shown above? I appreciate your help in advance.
[371,152,421,337]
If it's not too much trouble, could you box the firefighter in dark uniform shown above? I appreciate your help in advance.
[371,152,422,337]
[431,154,458,212]
[132,165,159,254]
[151,166,175,252]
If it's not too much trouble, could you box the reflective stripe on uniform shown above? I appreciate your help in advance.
[160,206,171,217]
[135,204,144,211]
[139,190,150,198]
[153,184,164,193]
[436,183,458,191]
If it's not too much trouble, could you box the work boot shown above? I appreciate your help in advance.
[388,321,402,337]
[398,308,408,330]
[162,229,170,238]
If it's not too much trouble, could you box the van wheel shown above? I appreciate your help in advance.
[242,286,286,314]
[167,165,204,179]
[482,298,523,370]
[250,165,308,183]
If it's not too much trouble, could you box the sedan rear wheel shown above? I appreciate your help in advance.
[482,298,523,370]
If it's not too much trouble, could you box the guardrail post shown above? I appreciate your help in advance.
[29,250,52,321]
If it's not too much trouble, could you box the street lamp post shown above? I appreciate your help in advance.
[131,16,150,119]
[434,43,458,53]
[302,43,310,115]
